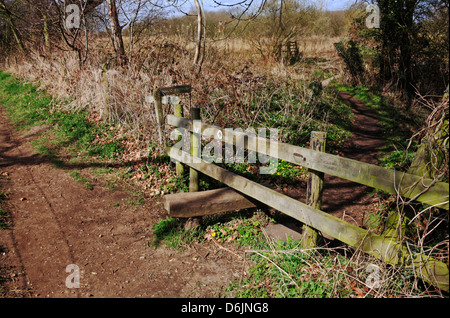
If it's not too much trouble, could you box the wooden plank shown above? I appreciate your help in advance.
[166,115,449,210]
[164,188,257,218]
[145,95,181,105]
[153,87,164,146]
[174,103,184,178]
[168,147,449,291]
[160,85,191,95]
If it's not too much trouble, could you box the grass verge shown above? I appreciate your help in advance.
[0,70,126,188]
[150,209,437,298]
[0,71,123,160]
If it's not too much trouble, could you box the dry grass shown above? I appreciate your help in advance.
[3,33,344,137]
[1,34,345,170]
[239,242,447,298]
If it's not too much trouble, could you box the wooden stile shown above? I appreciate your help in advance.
[189,108,201,192]
[160,85,191,95]
[165,114,449,291]
[164,188,257,218]
[167,147,449,291]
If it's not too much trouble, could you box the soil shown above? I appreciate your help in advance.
[0,90,384,298]
[282,91,385,230]
[324,91,385,224]
[0,109,248,298]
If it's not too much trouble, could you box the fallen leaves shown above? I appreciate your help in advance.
[204,227,238,243]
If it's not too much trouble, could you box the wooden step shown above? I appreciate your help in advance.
[163,188,257,218]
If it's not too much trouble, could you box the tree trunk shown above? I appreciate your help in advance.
[192,0,204,69]
[106,0,127,66]
[0,0,26,54]
[303,131,326,249]
[385,89,449,243]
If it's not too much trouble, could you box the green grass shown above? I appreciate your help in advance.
[151,216,198,249]
[151,211,270,249]
[0,71,123,162]
[69,170,94,190]
[0,71,126,196]
[257,85,354,156]
[224,240,354,298]
[88,141,123,159]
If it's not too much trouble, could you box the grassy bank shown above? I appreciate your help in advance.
[0,71,123,162]
[151,209,438,298]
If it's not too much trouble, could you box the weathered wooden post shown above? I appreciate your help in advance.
[153,87,164,149]
[174,103,184,178]
[189,107,201,192]
[184,107,201,230]
[302,131,327,248]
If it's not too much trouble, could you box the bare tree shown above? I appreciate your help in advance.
[118,0,163,63]
[192,0,204,69]
[168,0,267,72]
[51,0,92,67]
[106,0,127,65]
[0,0,26,54]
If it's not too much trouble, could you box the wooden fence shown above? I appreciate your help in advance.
[274,41,301,64]
[157,89,449,291]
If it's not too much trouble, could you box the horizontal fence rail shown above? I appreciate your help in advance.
[167,115,449,210]
[166,114,450,290]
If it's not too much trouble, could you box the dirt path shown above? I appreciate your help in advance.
[284,91,385,229]
[0,109,246,298]
[1,90,385,298]
[322,91,385,226]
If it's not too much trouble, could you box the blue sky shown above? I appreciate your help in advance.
[202,0,355,12]
[326,0,354,11]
